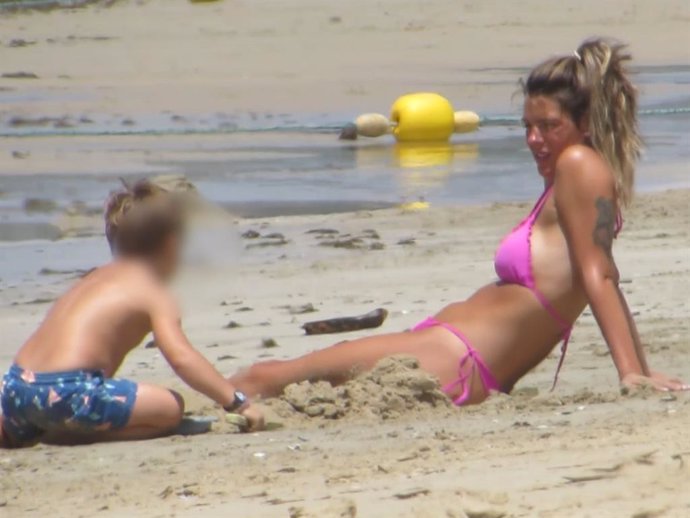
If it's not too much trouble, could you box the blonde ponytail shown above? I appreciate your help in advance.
[524,37,642,207]
[576,39,641,207]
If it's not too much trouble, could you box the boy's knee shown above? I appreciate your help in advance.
[169,389,185,413]
[166,390,185,427]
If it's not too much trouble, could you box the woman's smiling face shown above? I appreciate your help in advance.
[523,95,588,180]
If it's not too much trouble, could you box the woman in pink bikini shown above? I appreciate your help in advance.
[230,38,688,405]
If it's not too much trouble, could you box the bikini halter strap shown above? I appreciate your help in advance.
[527,185,553,220]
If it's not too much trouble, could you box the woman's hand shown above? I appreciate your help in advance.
[650,371,689,391]
[621,372,689,392]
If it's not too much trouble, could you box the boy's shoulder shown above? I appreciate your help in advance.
[89,260,164,299]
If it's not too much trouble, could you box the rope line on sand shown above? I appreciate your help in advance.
[1,106,688,139]
[0,0,96,10]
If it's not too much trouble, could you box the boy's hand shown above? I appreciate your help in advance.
[239,404,265,432]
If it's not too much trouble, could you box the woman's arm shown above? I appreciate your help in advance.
[554,146,686,391]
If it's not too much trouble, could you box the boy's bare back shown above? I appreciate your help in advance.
[15,261,162,377]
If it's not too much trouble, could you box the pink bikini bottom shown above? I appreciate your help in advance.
[411,317,503,405]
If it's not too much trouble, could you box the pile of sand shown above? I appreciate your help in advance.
[263,356,453,424]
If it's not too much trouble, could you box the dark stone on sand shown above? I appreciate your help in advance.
[7,39,36,48]
[24,297,56,305]
[262,338,279,349]
[66,35,116,42]
[121,118,136,126]
[237,306,253,312]
[145,340,157,349]
[306,228,339,235]
[397,238,416,246]
[11,151,29,159]
[9,116,56,128]
[393,488,430,500]
[319,237,365,250]
[224,320,242,329]
[241,229,261,239]
[39,267,90,277]
[319,234,385,251]
[338,122,358,140]
[217,354,238,361]
[53,118,75,128]
[24,198,58,213]
[264,232,285,240]
[1,71,38,79]
[362,229,381,239]
[246,238,289,249]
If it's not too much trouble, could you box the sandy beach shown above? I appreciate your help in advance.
[1,188,689,517]
[1,1,689,517]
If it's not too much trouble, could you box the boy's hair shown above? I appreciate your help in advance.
[104,179,183,257]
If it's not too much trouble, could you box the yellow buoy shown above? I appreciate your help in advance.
[391,92,455,143]
[343,93,480,142]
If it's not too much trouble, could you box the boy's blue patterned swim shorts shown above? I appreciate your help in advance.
[1,364,137,446]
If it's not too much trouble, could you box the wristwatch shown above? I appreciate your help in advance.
[223,390,249,413]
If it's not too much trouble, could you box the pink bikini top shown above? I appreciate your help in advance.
[494,186,622,389]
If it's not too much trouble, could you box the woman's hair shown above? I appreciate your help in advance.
[523,37,642,207]
[104,179,183,257]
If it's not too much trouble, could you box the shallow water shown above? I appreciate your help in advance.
[0,67,688,249]
[1,111,688,225]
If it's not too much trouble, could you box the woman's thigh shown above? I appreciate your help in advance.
[299,326,469,386]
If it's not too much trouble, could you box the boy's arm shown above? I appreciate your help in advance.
[148,287,239,409]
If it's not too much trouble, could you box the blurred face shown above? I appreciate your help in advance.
[523,95,587,180]
[155,232,182,281]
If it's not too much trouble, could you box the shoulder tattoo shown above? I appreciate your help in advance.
[593,197,615,257]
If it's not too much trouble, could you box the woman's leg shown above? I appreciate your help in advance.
[230,326,487,402]
[43,383,184,445]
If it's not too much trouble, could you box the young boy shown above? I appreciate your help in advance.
[0,180,263,448]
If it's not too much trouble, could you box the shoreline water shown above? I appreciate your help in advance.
[1,106,688,243]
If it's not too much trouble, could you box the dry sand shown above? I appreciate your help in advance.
[1,1,689,517]
[1,188,689,517]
